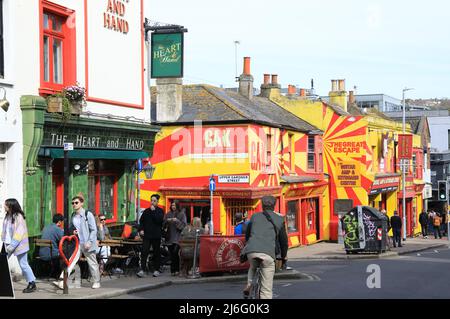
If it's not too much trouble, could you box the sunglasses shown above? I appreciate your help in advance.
[100,219,106,221]
[71,201,80,205]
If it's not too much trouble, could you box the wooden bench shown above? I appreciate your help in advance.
[33,238,55,277]
[98,239,130,277]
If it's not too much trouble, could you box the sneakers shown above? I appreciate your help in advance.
[92,282,101,289]
[153,270,160,277]
[136,270,145,278]
[112,268,124,274]
[69,281,81,289]
[23,282,37,293]
[52,280,64,290]
[171,271,180,276]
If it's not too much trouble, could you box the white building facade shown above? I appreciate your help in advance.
[1,0,160,275]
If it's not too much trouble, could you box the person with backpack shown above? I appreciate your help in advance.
[432,210,442,239]
[53,194,101,289]
[241,196,288,299]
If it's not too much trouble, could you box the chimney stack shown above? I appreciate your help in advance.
[238,57,254,100]
[300,88,306,97]
[349,90,355,105]
[329,79,348,112]
[156,78,183,122]
[287,85,296,95]
[260,73,281,97]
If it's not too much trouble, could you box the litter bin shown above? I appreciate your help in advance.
[341,206,388,254]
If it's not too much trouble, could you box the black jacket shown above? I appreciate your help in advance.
[419,212,428,225]
[390,215,402,230]
[138,206,164,240]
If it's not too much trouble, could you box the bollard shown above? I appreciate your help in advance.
[189,229,201,279]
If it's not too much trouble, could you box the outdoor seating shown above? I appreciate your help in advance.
[98,239,128,278]
[33,238,55,278]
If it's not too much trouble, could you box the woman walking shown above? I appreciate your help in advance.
[1,198,37,293]
[163,200,186,276]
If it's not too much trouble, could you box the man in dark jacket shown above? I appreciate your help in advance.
[39,214,64,277]
[390,210,403,248]
[419,211,429,238]
[137,194,164,278]
[242,196,288,299]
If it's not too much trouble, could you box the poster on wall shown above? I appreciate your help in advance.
[151,32,184,78]
[336,161,361,187]
[398,134,413,159]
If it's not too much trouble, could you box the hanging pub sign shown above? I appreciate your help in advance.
[151,32,184,78]
[398,134,413,159]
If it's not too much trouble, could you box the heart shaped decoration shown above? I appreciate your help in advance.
[58,235,79,267]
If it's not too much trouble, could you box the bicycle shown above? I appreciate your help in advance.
[244,257,263,299]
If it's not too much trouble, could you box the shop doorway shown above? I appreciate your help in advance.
[179,200,210,227]
[301,197,320,245]
[398,198,413,237]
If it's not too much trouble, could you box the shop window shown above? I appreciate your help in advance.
[412,154,417,178]
[0,0,4,78]
[286,200,299,234]
[266,134,272,172]
[307,136,315,170]
[88,160,120,222]
[224,199,256,235]
[40,1,76,95]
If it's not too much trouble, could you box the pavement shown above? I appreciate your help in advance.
[9,236,449,299]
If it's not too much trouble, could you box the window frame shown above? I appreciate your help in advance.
[39,1,77,95]
[307,135,315,171]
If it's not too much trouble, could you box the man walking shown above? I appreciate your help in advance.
[137,194,164,278]
[390,210,402,248]
[380,209,391,250]
[241,195,288,299]
[53,195,101,289]
[419,210,428,238]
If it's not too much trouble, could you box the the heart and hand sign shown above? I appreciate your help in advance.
[58,235,79,267]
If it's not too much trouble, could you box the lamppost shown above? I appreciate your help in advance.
[234,40,240,81]
[402,87,414,241]
[136,161,156,222]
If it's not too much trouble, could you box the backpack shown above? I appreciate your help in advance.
[433,215,441,226]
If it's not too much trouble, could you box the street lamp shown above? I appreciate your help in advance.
[402,87,414,241]
[234,40,240,81]
[136,161,156,221]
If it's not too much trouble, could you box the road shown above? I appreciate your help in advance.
[113,247,450,299]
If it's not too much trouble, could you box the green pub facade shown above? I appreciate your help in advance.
[21,96,160,237]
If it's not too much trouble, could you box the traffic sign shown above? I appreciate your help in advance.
[63,143,73,151]
[137,159,143,171]
[209,177,216,192]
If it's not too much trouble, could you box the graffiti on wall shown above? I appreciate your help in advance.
[342,213,360,250]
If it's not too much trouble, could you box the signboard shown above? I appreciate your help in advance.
[199,236,249,273]
[398,134,413,159]
[334,199,354,216]
[151,33,184,78]
[218,175,250,184]
[63,143,74,151]
[370,176,400,195]
[336,162,361,187]
[209,178,216,192]
[0,244,14,298]
[42,124,152,152]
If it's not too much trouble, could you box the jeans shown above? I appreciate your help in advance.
[15,252,36,283]
[247,252,275,299]
[421,223,428,237]
[393,229,402,247]
[434,226,442,239]
[168,244,180,273]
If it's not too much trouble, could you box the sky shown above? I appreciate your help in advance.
[148,0,450,100]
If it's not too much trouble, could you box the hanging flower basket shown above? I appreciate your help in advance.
[70,100,85,114]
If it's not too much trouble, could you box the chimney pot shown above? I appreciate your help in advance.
[331,80,338,92]
[349,90,355,104]
[288,85,296,95]
[243,57,251,75]
[300,88,306,97]
[271,74,278,85]
[263,74,270,85]
[338,79,345,91]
